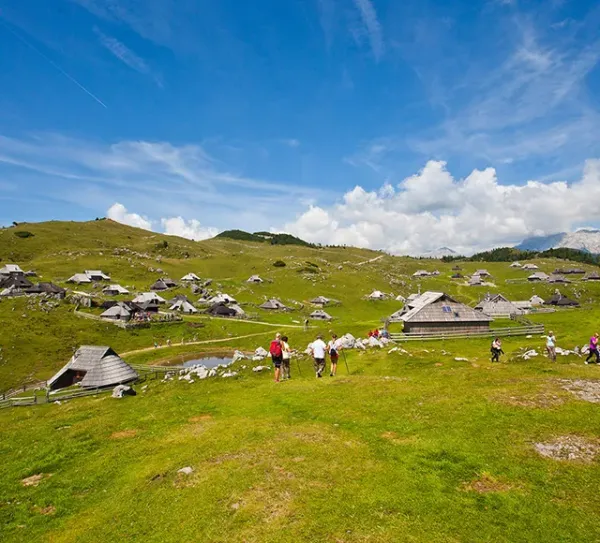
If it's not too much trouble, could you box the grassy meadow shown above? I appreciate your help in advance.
[1,220,600,542]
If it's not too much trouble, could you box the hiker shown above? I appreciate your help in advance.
[585,333,599,364]
[309,334,327,378]
[270,333,283,382]
[304,319,309,332]
[167,338,172,347]
[373,329,380,338]
[368,330,373,338]
[490,337,503,363]
[327,333,341,377]
[281,335,292,379]
[546,331,557,362]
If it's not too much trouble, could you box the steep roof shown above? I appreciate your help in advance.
[522,263,539,270]
[47,346,138,389]
[25,282,65,295]
[206,303,237,316]
[528,272,549,281]
[170,299,198,313]
[68,273,91,284]
[247,275,264,283]
[101,303,132,319]
[396,292,493,323]
[0,264,24,275]
[311,295,330,304]
[103,284,130,295]
[85,270,110,279]
[133,292,166,304]
[310,309,332,320]
[260,298,287,310]
[475,293,522,315]
[368,290,386,299]
[181,273,201,282]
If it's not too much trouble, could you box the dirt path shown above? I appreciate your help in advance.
[121,331,276,357]
[356,254,385,266]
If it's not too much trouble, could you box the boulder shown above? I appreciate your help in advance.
[112,385,136,398]
[253,365,270,372]
[368,337,384,348]
[221,371,238,378]
[233,350,246,362]
[339,333,356,349]
[255,347,268,358]
[388,347,398,354]
[178,466,194,475]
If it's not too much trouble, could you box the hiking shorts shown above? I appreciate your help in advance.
[272,355,283,368]
[330,354,339,363]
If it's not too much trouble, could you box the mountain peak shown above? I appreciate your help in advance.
[516,230,600,254]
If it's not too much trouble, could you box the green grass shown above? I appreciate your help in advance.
[2,219,600,541]
[2,350,600,542]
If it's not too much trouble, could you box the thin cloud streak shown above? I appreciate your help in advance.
[0,18,107,108]
[353,0,384,60]
[94,27,163,86]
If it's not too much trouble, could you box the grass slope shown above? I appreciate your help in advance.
[1,220,600,541]
[2,351,600,542]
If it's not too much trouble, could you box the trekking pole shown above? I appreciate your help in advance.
[296,356,302,377]
[342,350,350,374]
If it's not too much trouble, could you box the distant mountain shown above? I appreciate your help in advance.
[421,247,457,259]
[516,229,600,254]
[215,229,312,247]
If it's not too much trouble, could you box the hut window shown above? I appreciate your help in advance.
[442,305,452,313]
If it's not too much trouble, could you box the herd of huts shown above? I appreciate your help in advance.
[1,260,588,338]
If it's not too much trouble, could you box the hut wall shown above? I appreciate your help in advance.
[404,322,490,335]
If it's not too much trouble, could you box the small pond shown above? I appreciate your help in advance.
[182,355,233,369]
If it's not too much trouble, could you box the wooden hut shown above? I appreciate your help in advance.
[391,292,492,335]
[474,293,523,317]
[47,346,138,390]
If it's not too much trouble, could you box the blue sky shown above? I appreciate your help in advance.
[1,0,599,253]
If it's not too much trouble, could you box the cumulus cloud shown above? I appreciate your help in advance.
[283,159,600,255]
[161,217,219,241]
[107,202,152,230]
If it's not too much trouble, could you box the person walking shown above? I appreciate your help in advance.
[490,337,503,363]
[546,331,557,362]
[309,334,327,378]
[281,335,292,379]
[270,333,283,382]
[327,333,341,376]
[585,333,599,364]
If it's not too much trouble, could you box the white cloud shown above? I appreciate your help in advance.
[94,27,163,86]
[160,216,218,241]
[283,159,600,255]
[352,0,384,60]
[107,202,152,230]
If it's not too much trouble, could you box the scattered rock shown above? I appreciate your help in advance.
[21,474,49,487]
[560,379,600,403]
[177,466,194,475]
[388,347,398,354]
[535,436,600,462]
[454,357,468,362]
[232,350,246,363]
[254,347,268,358]
[112,385,136,398]
[221,371,238,378]
[252,365,270,372]
[33,505,56,516]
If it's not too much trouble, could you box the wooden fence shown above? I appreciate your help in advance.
[390,324,545,342]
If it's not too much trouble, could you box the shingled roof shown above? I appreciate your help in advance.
[391,292,493,324]
[47,346,138,390]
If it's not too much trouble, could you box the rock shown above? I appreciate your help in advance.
[339,333,356,349]
[368,337,383,348]
[252,355,265,362]
[254,347,268,358]
[112,385,136,398]
[178,466,194,475]
[454,357,468,362]
[526,335,532,339]
[221,371,238,378]
[355,342,366,350]
[388,347,398,354]
[253,365,269,372]
[232,350,246,362]
[523,350,539,358]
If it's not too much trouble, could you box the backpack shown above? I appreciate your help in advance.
[269,340,282,357]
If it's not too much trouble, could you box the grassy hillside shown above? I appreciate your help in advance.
[2,219,600,541]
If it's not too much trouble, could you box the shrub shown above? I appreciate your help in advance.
[14,231,34,239]
[273,260,286,268]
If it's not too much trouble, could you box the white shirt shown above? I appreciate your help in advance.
[327,339,341,353]
[546,335,556,348]
[282,341,291,360]
[310,339,327,359]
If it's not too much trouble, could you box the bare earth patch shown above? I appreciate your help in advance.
[188,414,213,422]
[461,473,514,494]
[21,474,50,487]
[381,431,419,445]
[110,429,138,439]
[501,393,565,409]
[559,379,600,403]
[535,436,600,463]
[33,505,56,516]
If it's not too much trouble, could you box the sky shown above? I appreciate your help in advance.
[1,0,599,255]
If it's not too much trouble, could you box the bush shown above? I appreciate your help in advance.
[14,231,34,239]
[273,260,286,268]
[155,240,169,250]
